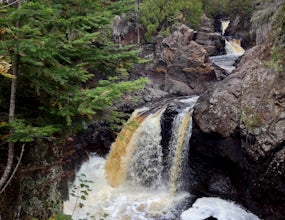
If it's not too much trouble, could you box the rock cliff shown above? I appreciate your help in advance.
[192,0,285,219]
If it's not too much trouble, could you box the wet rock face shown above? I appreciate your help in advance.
[194,44,285,159]
[14,143,63,219]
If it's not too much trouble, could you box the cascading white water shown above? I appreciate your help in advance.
[225,39,245,55]
[127,108,165,188]
[221,20,230,35]
[64,96,261,220]
[221,20,245,56]
[168,106,194,193]
[64,96,199,220]
[210,20,245,74]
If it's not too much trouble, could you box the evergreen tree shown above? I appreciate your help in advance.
[0,0,146,138]
[0,0,146,194]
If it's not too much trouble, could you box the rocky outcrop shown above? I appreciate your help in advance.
[194,15,225,56]
[250,0,285,45]
[194,43,285,159]
[225,0,285,48]
[192,1,285,218]
[133,24,223,96]
[0,142,64,219]
[193,31,225,56]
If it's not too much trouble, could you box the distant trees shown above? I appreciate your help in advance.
[139,0,203,41]
[202,0,254,18]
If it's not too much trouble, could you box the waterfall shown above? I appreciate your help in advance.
[221,20,245,56]
[64,95,261,220]
[221,20,230,35]
[118,107,165,188]
[168,106,193,193]
[225,39,245,55]
[64,96,199,220]
[210,20,245,74]
[104,107,149,187]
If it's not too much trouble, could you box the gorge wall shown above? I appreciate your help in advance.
[191,0,285,219]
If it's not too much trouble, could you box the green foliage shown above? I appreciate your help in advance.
[241,107,263,132]
[31,213,72,220]
[54,213,72,220]
[70,173,93,197]
[78,77,147,119]
[140,0,203,41]
[267,46,284,74]
[0,0,146,142]
[228,0,254,16]
[107,0,136,15]
[266,5,285,74]
[202,0,254,18]
[69,173,93,216]
[202,0,230,17]
[0,119,61,142]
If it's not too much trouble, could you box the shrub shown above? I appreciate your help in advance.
[139,0,203,41]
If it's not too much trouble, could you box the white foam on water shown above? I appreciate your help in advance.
[64,155,190,220]
[180,197,261,220]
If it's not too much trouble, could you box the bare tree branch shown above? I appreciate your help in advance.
[0,0,20,9]
[0,144,25,194]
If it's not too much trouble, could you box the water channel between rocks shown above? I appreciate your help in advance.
[210,20,245,74]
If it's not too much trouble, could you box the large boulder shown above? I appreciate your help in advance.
[194,14,225,56]
[133,24,221,96]
[194,44,285,159]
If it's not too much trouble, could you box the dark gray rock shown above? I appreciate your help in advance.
[193,32,285,220]
[132,24,219,96]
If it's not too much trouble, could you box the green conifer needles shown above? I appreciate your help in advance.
[0,0,146,142]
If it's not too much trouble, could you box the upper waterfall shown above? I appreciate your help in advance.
[221,20,245,55]
[221,20,230,35]
[209,20,245,74]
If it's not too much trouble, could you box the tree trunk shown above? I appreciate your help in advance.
[136,0,140,44]
[0,0,21,193]
[0,55,18,193]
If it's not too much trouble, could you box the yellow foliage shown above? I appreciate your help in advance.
[0,58,14,79]
[0,27,6,35]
